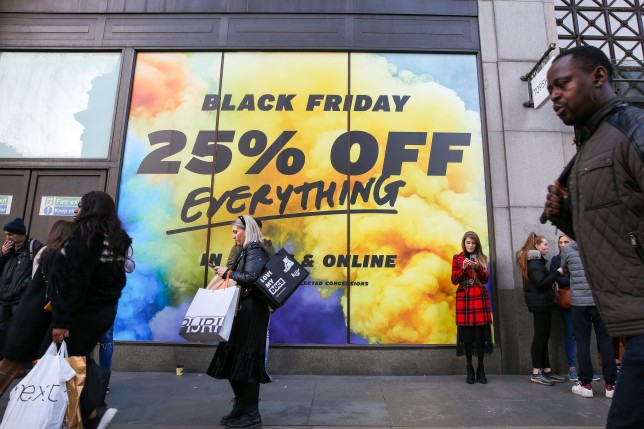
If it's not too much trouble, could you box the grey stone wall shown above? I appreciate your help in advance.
[108,343,504,376]
[1,0,599,375]
[478,0,578,373]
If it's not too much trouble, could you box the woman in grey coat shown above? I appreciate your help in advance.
[560,241,617,399]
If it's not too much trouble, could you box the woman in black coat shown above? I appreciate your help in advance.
[1,192,131,429]
[208,215,271,429]
[515,232,566,386]
[0,220,75,395]
[54,191,131,429]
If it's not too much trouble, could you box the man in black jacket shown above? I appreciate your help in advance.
[0,218,43,332]
[543,46,644,429]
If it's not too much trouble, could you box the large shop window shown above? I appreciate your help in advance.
[0,52,121,159]
[116,52,490,345]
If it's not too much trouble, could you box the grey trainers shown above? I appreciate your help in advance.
[543,371,566,383]
[531,373,555,386]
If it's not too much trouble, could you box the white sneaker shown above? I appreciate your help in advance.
[605,384,615,399]
[87,408,118,429]
[572,382,593,398]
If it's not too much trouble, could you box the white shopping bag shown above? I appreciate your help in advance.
[0,341,76,429]
[179,286,240,343]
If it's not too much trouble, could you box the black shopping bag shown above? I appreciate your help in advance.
[254,248,309,309]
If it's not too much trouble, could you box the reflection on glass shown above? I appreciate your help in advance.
[0,52,121,159]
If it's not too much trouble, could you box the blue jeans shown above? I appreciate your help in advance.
[98,325,114,370]
[560,308,576,367]
[572,306,616,385]
[607,334,644,429]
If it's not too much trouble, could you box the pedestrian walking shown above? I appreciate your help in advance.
[0,220,72,396]
[543,45,644,429]
[560,241,617,398]
[207,215,271,429]
[50,191,131,429]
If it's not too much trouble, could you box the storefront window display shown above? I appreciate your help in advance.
[116,51,490,345]
[0,52,121,159]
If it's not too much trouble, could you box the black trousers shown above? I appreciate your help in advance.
[572,305,616,385]
[66,306,117,418]
[531,310,552,369]
[229,379,260,409]
[0,303,19,333]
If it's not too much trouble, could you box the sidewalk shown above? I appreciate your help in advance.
[1,372,610,428]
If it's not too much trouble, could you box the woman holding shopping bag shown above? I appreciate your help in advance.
[0,190,130,429]
[50,191,131,429]
[0,220,75,394]
[451,231,493,384]
[207,215,271,429]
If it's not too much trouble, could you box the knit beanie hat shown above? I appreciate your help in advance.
[3,218,26,235]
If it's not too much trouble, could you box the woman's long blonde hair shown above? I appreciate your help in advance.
[515,232,545,280]
[461,231,488,270]
[232,215,264,247]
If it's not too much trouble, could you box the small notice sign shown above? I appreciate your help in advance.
[530,57,555,109]
[0,196,13,215]
[39,196,81,217]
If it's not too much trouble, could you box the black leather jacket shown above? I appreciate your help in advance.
[228,241,269,295]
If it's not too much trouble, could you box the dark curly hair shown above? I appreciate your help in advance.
[75,191,131,258]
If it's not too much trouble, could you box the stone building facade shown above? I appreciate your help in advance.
[0,0,641,375]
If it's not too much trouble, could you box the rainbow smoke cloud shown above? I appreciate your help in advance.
[116,52,489,345]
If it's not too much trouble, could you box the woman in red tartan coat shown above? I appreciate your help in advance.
[451,231,493,385]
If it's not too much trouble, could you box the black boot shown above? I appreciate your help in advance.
[466,364,475,384]
[226,405,262,429]
[476,365,487,384]
[220,398,244,425]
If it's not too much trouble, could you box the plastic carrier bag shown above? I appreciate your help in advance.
[0,341,76,429]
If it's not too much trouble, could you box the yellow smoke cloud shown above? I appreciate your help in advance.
[343,54,488,344]
[129,52,488,343]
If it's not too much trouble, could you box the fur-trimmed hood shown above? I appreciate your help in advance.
[527,249,543,261]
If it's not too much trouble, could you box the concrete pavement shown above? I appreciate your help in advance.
[1,372,611,428]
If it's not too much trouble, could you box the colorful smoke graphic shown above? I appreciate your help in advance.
[116,52,489,345]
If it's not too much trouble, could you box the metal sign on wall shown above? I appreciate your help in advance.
[530,57,556,109]
[0,196,13,215]
[39,196,80,216]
